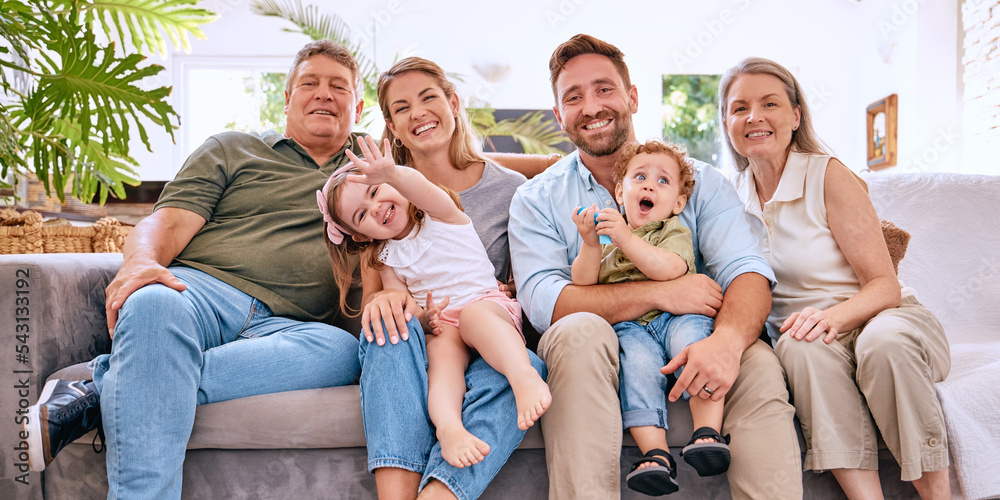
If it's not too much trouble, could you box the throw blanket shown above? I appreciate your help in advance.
[935,342,1000,500]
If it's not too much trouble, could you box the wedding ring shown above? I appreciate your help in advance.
[702,385,714,395]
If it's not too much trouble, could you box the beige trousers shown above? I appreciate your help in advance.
[538,313,802,500]
[775,295,951,481]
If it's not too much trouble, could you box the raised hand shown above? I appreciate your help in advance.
[345,136,397,186]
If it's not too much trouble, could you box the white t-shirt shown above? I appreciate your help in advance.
[379,217,497,310]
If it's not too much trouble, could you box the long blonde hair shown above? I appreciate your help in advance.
[718,57,829,171]
[376,57,487,170]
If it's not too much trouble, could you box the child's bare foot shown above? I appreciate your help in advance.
[437,424,490,468]
[509,369,551,431]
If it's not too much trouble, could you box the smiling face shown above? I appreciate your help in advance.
[383,70,460,157]
[284,54,364,155]
[615,152,687,230]
[335,180,414,242]
[723,73,801,166]
[553,53,637,159]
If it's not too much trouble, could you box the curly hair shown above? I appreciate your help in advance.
[613,140,695,198]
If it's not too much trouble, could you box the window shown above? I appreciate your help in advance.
[177,58,288,160]
[661,74,723,165]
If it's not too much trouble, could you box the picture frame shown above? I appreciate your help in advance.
[866,94,898,170]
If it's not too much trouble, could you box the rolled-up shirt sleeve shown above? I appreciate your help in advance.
[509,182,573,333]
[684,162,776,292]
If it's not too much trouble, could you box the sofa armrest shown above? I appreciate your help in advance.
[0,253,120,497]
[0,254,121,387]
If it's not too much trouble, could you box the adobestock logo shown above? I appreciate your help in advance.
[878,0,930,40]
[907,127,957,172]
[673,0,752,72]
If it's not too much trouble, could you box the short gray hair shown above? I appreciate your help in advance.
[285,40,362,97]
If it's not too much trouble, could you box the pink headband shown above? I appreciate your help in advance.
[316,164,356,245]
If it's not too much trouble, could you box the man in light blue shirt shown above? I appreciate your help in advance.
[509,34,802,499]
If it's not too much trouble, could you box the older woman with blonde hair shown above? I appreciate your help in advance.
[720,57,951,500]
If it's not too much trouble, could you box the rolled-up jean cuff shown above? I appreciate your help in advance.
[367,457,426,475]
[421,472,469,500]
[623,408,666,430]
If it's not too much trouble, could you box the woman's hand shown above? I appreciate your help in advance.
[362,287,418,346]
[571,205,601,247]
[346,136,398,186]
[780,307,839,343]
[596,208,633,248]
[420,291,451,336]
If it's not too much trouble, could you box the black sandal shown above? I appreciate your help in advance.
[625,448,679,496]
[681,426,731,477]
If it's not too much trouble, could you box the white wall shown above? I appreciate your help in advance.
[132,0,967,180]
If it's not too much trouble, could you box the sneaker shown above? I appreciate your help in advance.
[23,379,102,471]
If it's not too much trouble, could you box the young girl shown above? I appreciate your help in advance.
[571,140,729,496]
[319,135,551,469]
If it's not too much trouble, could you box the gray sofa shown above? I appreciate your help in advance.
[6,171,996,499]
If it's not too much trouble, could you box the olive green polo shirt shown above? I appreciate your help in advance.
[155,130,365,325]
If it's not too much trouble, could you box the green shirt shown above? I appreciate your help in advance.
[598,217,695,325]
[155,130,364,325]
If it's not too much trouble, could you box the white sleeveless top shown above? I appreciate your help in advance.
[732,151,904,341]
[378,216,497,309]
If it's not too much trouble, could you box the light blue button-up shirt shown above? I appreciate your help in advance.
[509,150,777,333]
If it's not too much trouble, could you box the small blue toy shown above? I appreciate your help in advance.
[578,207,613,244]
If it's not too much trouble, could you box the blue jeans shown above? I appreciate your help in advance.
[88,267,361,500]
[359,317,546,500]
[616,313,714,429]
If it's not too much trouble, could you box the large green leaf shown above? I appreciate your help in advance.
[78,0,216,57]
[0,0,191,203]
[32,11,177,154]
[53,116,140,204]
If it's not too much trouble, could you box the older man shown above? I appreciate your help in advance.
[23,40,364,499]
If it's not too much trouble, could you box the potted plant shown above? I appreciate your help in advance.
[0,0,216,204]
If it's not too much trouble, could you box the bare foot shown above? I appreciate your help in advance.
[437,424,490,468]
[635,453,672,471]
[509,369,551,431]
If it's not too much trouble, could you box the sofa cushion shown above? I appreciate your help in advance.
[53,363,706,450]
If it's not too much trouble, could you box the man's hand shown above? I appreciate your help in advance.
[655,274,723,317]
[105,259,186,338]
[662,333,742,403]
[362,287,418,346]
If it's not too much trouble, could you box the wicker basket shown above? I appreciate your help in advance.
[0,208,132,254]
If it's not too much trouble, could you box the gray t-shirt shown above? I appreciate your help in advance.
[458,162,527,283]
